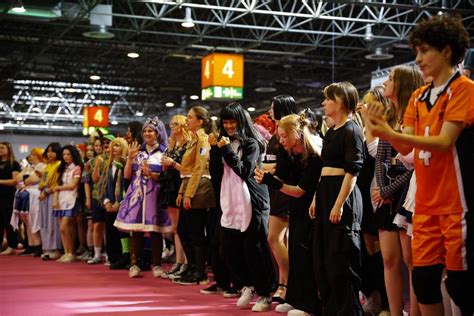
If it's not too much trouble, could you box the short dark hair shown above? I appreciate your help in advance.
[323,82,359,113]
[409,15,469,66]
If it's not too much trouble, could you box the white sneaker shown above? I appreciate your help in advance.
[275,303,294,313]
[129,265,141,278]
[236,286,256,308]
[252,296,272,312]
[287,309,313,316]
[152,265,166,278]
[87,257,102,264]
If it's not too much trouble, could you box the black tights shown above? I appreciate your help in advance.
[131,231,163,267]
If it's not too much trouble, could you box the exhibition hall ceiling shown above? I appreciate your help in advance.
[0,0,473,133]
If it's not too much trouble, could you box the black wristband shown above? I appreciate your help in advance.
[262,172,283,190]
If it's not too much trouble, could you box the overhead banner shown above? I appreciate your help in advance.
[201,53,244,100]
[83,106,109,128]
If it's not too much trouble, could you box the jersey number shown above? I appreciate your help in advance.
[418,126,432,166]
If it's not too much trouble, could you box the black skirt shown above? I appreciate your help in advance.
[158,169,182,208]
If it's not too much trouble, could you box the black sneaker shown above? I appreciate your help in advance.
[169,263,188,280]
[19,247,34,256]
[110,253,130,270]
[163,263,182,278]
[175,274,209,286]
[200,284,225,295]
[223,287,241,298]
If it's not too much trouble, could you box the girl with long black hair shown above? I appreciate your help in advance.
[52,145,83,263]
[209,102,274,312]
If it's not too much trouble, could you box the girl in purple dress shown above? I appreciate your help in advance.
[114,117,172,278]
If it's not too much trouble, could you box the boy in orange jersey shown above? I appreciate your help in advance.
[364,15,473,316]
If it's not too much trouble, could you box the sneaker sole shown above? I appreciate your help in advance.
[223,293,241,298]
[176,279,209,286]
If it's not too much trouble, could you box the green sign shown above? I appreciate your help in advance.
[201,86,243,101]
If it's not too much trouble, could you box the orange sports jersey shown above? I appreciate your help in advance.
[404,73,474,216]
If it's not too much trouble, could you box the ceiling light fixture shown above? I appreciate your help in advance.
[247,107,256,112]
[181,7,195,28]
[12,1,26,13]
[190,95,199,100]
[111,120,118,125]
[127,52,139,58]
[365,47,394,61]
[136,111,144,117]
[364,25,374,42]
[165,102,174,107]
[83,25,115,39]
[90,75,101,81]
[210,116,218,121]
[254,87,276,93]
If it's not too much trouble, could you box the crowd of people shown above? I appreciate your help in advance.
[1,14,473,316]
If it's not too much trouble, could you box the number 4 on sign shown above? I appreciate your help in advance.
[222,59,234,78]
[418,125,432,166]
[204,60,211,79]
[94,109,103,122]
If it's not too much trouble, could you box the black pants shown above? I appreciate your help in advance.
[207,207,234,289]
[314,176,363,316]
[220,219,274,297]
[0,197,17,248]
[178,207,208,277]
[105,211,124,263]
[286,209,321,314]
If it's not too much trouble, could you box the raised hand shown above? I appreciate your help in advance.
[217,136,230,148]
[128,141,140,161]
[208,133,218,146]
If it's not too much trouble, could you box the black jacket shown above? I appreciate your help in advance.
[210,138,270,235]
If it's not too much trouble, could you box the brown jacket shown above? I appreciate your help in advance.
[178,128,211,199]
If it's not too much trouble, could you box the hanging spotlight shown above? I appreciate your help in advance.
[190,95,199,100]
[165,102,175,107]
[181,7,195,28]
[364,25,374,42]
[90,75,101,80]
[127,52,140,58]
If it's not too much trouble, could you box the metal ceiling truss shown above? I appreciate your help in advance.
[1,0,473,134]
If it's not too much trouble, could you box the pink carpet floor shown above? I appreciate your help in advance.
[0,254,281,316]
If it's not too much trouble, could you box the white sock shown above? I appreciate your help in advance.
[94,247,101,259]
